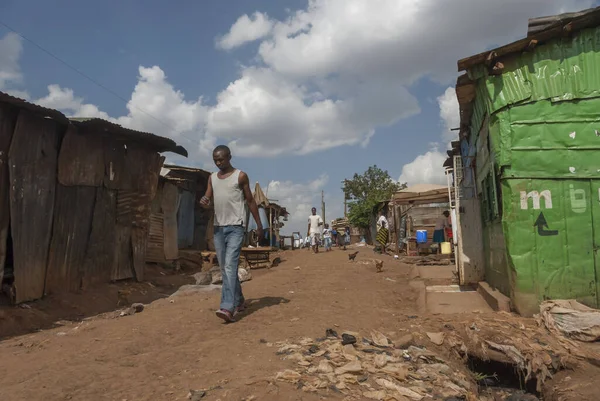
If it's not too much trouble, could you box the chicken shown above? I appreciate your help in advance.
[348,251,359,261]
[375,259,384,273]
[117,289,131,307]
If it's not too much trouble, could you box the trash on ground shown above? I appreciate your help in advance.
[271,330,472,400]
[537,299,600,342]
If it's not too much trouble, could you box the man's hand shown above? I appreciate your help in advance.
[256,226,264,242]
[200,196,210,207]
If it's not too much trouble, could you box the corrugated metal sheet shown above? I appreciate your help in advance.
[0,104,17,285]
[70,118,188,157]
[10,111,61,303]
[458,6,600,71]
[177,190,195,248]
[0,91,68,124]
[528,8,598,36]
[146,212,165,263]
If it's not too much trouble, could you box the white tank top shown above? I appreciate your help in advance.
[211,169,246,227]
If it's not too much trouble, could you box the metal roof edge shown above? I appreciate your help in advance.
[457,6,600,72]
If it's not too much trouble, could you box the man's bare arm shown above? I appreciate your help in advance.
[200,175,213,208]
[239,172,263,237]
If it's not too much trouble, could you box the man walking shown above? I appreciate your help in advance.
[307,207,323,253]
[201,145,263,323]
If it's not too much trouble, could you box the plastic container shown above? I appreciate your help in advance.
[441,242,452,254]
[416,230,428,244]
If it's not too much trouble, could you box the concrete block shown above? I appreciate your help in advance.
[477,281,511,312]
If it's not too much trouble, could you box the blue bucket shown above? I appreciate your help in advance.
[416,230,428,244]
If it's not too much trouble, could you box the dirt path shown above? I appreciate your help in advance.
[0,248,598,400]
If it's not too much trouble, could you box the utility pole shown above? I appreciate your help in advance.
[321,190,326,223]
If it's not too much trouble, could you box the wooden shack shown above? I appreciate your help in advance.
[0,91,187,303]
[146,165,211,265]
[389,184,452,255]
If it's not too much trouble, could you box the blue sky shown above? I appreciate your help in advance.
[0,0,597,233]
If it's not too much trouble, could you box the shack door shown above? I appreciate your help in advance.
[591,180,600,307]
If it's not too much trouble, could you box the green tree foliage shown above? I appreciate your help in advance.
[342,166,406,229]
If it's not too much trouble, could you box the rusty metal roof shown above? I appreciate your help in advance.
[163,164,210,176]
[70,118,188,157]
[0,91,69,123]
[0,91,188,157]
[458,6,600,71]
[528,8,598,35]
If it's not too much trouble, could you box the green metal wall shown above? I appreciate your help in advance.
[468,26,600,314]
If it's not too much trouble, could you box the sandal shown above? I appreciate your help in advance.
[216,309,235,323]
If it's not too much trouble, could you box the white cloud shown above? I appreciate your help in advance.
[257,0,593,83]
[206,0,591,157]
[216,12,274,50]
[36,84,111,119]
[398,147,448,186]
[0,32,29,98]
[438,87,460,143]
[206,67,419,156]
[265,174,343,234]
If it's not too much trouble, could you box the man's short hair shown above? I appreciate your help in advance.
[213,145,231,156]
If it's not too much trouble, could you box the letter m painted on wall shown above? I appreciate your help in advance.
[520,190,553,210]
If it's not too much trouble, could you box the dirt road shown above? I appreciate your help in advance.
[0,248,598,400]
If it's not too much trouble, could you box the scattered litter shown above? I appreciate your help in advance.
[290,317,300,322]
[294,266,301,270]
[385,277,396,283]
[341,333,357,345]
[187,389,206,401]
[537,299,600,342]
[289,291,295,294]
[326,328,339,338]
[19,303,32,309]
[192,272,212,286]
[426,332,445,346]
[370,330,391,347]
[273,330,471,400]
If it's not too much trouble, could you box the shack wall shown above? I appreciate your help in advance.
[466,25,600,314]
[2,109,165,302]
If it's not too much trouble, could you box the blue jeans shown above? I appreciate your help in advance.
[324,237,332,250]
[213,225,245,312]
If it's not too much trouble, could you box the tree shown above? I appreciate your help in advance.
[342,165,406,229]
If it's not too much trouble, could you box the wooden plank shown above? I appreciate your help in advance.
[82,187,117,289]
[131,227,147,281]
[0,104,17,284]
[45,185,96,294]
[112,224,134,281]
[162,182,179,260]
[103,141,131,190]
[9,111,62,303]
[146,212,165,263]
[57,125,104,186]
[127,146,162,194]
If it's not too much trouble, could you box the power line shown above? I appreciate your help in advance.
[0,19,202,148]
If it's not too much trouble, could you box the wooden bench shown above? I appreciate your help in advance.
[241,247,274,269]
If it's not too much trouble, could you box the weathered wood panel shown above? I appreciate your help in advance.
[112,224,134,281]
[127,146,163,194]
[9,111,62,303]
[82,187,117,288]
[103,142,131,190]
[162,182,179,260]
[146,212,165,263]
[57,125,104,186]
[131,227,147,281]
[0,105,18,283]
[45,185,96,294]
